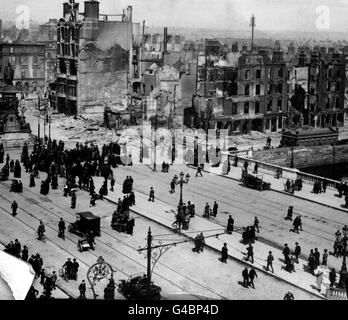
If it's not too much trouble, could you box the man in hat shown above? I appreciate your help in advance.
[294,242,301,264]
[79,280,86,299]
[227,215,234,234]
[71,190,77,209]
[246,244,254,264]
[221,243,228,263]
[11,200,18,217]
[148,187,155,202]
[266,251,274,273]
[242,267,249,287]
[58,218,65,240]
[248,267,258,289]
[63,258,73,280]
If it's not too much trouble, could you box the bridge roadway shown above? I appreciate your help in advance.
[0,163,317,300]
[111,163,346,273]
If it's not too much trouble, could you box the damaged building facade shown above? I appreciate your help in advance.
[55,0,140,118]
[289,49,346,128]
[0,42,46,93]
[193,39,288,135]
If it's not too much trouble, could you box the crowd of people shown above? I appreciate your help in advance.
[2,135,348,300]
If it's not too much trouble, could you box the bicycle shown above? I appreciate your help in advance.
[36,231,47,243]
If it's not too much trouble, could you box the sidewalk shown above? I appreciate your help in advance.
[205,161,348,214]
[91,176,326,299]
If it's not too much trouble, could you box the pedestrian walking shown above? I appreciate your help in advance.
[11,201,18,217]
[110,176,115,192]
[314,248,320,268]
[308,249,315,274]
[254,216,259,233]
[63,258,73,280]
[29,173,35,187]
[227,215,234,234]
[37,221,46,241]
[78,280,86,299]
[170,179,175,194]
[329,268,336,287]
[285,206,293,220]
[72,258,79,280]
[195,165,203,177]
[316,270,324,292]
[220,243,228,263]
[242,267,249,287]
[253,162,258,174]
[266,251,274,273]
[71,190,77,209]
[248,268,258,289]
[322,249,328,266]
[21,245,28,262]
[294,242,301,263]
[13,239,21,257]
[212,201,218,217]
[291,215,302,233]
[282,243,290,260]
[246,244,254,264]
[148,187,155,202]
[58,218,65,240]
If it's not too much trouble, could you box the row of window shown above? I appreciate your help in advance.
[242,83,285,96]
[1,46,45,54]
[243,68,284,80]
[230,99,284,115]
[6,55,44,65]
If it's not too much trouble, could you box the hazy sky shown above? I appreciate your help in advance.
[1,0,348,32]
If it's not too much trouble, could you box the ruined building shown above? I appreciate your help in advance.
[0,42,46,93]
[55,0,139,118]
[289,50,345,128]
[38,19,58,84]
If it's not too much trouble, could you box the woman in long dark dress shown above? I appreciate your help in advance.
[14,160,21,178]
[29,173,35,187]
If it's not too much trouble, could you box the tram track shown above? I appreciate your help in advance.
[112,164,341,245]
[0,182,229,300]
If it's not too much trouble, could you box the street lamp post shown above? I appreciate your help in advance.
[138,227,230,290]
[146,227,152,286]
[176,171,190,207]
[87,256,114,300]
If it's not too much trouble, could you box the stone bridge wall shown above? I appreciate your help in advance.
[252,144,348,168]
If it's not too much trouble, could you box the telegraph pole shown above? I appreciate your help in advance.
[250,14,256,52]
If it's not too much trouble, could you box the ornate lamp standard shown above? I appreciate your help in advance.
[87,256,114,299]
[176,171,190,208]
